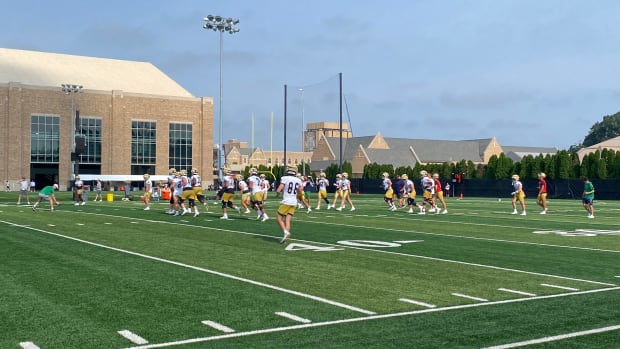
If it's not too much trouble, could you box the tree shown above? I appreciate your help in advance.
[582,111,620,147]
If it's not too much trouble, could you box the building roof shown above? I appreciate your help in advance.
[0,48,193,97]
[323,135,486,165]
[501,145,558,161]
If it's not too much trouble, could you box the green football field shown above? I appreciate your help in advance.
[1,191,619,348]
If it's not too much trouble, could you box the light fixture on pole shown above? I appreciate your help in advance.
[203,15,240,182]
[61,83,83,177]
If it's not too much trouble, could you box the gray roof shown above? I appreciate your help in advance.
[0,48,193,97]
[502,145,558,162]
[324,136,485,165]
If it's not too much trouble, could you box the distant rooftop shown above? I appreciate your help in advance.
[0,48,193,97]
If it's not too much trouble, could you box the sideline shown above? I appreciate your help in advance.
[482,324,620,349]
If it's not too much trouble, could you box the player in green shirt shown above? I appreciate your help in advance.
[32,184,60,212]
[581,177,595,218]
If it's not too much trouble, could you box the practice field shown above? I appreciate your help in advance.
[1,191,619,348]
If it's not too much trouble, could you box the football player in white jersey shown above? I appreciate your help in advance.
[220,169,241,219]
[191,168,208,212]
[260,174,270,202]
[166,168,177,214]
[171,171,184,216]
[336,172,355,211]
[382,172,395,211]
[402,174,420,214]
[419,170,436,214]
[237,174,251,214]
[327,173,342,209]
[315,172,330,210]
[276,166,303,243]
[248,168,268,221]
[141,173,153,210]
[74,175,85,206]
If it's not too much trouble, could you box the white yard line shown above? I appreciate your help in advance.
[540,283,580,291]
[451,292,488,302]
[201,320,235,333]
[498,288,537,297]
[19,342,40,349]
[275,311,312,324]
[481,324,620,349]
[122,286,620,349]
[1,221,375,316]
[12,213,617,288]
[398,298,436,308]
[118,330,149,345]
[304,218,620,254]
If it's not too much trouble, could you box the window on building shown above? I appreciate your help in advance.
[31,115,60,163]
[78,117,102,164]
[169,122,192,172]
[132,120,156,175]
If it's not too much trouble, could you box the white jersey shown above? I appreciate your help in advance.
[248,175,261,194]
[19,179,29,191]
[173,177,183,196]
[340,178,351,191]
[382,178,392,190]
[279,175,302,206]
[191,174,202,187]
[223,175,235,190]
[421,176,434,192]
[145,179,153,193]
[405,179,414,194]
[317,178,329,191]
[334,178,342,189]
[261,179,270,193]
[238,180,249,193]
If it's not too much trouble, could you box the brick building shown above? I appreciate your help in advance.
[0,48,213,190]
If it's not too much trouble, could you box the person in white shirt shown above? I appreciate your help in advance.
[248,168,268,221]
[276,167,303,243]
[336,172,355,211]
[315,172,330,210]
[141,174,153,210]
[220,169,241,219]
[17,176,30,205]
[74,175,85,206]
[237,174,251,214]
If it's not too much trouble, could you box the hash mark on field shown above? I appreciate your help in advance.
[120,287,620,349]
[482,324,620,349]
[398,298,436,308]
[498,288,537,297]
[202,320,235,333]
[19,342,40,349]
[76,223,84,226]
[104,222,112,225]
[118,330,148,345]
[540,283,580,291]
[451,292,488,302]
[47,224,55,227]
[275,311,312,324]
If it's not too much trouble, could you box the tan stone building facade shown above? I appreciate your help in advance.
[0,49,213,190]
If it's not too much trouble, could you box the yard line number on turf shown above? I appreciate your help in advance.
[285,240,422,252]
[533,229,620,237]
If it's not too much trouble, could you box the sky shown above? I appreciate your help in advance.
[3,0,620,151]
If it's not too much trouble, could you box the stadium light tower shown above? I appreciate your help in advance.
[203,15,240,182]
[61,83,83,177]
